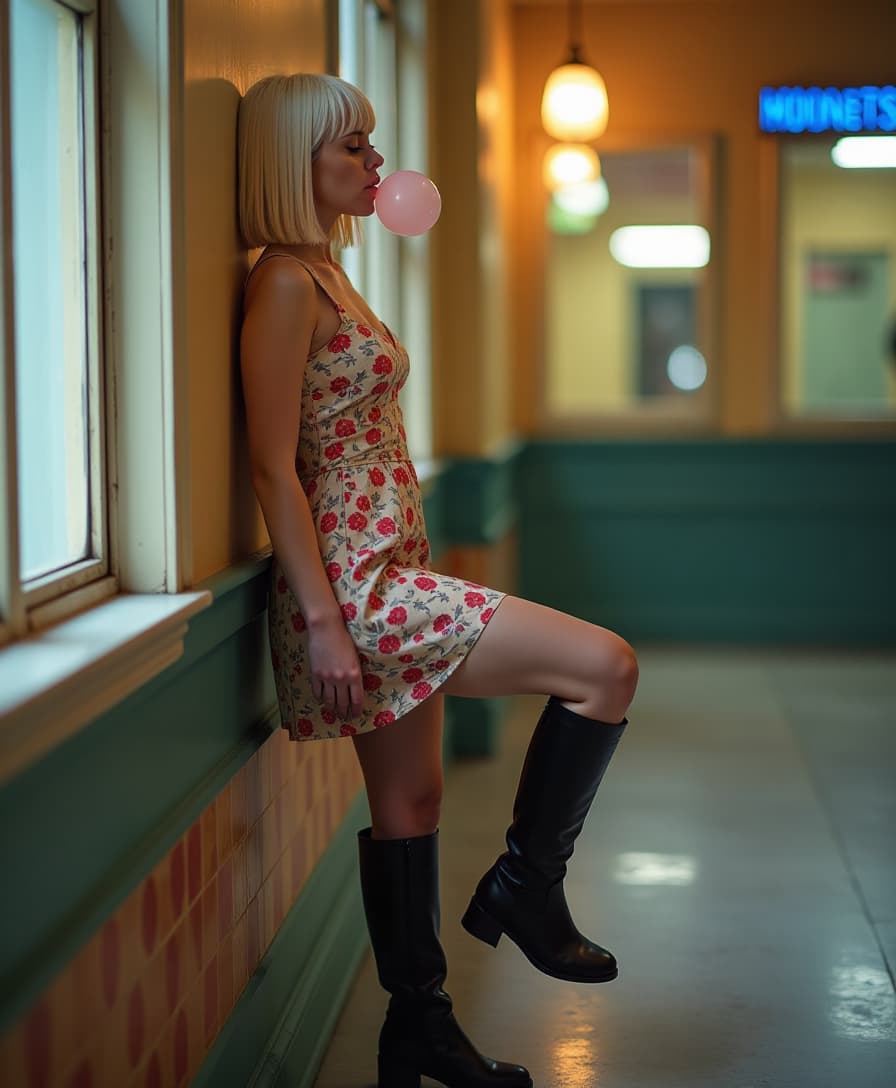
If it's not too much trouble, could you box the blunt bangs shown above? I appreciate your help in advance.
[310,76,377,154]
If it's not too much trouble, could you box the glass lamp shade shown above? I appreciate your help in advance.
[542,143,601,190]
[541,62,609,141]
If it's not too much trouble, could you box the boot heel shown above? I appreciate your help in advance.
[461,897,503,947]
[377,1054,420,1088]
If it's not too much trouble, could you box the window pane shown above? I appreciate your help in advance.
[546,146,712,417]
[780,138,896,417]
[11,0,90,582]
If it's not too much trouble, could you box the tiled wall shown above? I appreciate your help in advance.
[0,730,363,1088]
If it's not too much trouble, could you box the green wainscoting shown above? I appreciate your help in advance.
[517,439,896,644]
[438,441,524,755]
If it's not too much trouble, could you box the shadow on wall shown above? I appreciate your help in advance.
[184,77,265,576]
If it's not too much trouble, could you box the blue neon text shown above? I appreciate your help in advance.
[759,85,896,134]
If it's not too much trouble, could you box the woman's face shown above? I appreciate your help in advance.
[311,131,384,229]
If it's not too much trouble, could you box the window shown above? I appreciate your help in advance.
[1,0,111,641]
[778,137,896,419]
[338,0,433,463]
[544,142,718,430]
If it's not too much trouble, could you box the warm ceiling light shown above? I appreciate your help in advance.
[541,0,609,141]
[543,144,601,190]
[831,136,896,168]
[609,226,711,268]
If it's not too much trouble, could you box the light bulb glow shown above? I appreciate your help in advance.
[831,136,896,168]
[547,199,597,236]
[543,144,601,190]
[542,63,609,141]
[553,177,610,217]
[609,225,711,268]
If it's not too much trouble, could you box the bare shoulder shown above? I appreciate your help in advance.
[244,254,317,325]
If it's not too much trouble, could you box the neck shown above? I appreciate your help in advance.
[273,242,337,268]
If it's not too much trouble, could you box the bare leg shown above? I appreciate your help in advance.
[442,595,638,722]
[352,694,445,838]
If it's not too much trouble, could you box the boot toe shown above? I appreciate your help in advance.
[480,1058,533,1087]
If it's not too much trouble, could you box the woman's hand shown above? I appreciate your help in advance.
[306,613,365,720]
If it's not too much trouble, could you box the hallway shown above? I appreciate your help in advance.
[314,648,896,1088]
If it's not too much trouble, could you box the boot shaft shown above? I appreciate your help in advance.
[505,698,627,884]
[357,828,449,997]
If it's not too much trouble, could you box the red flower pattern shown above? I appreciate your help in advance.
[266,312,504,741]
[328,333,351,353]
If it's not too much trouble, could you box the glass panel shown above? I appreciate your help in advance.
[11,0,90,581]
[780,137,896,417]
[545,146,712,418]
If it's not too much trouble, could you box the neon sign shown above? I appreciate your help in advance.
[759,85,896,134]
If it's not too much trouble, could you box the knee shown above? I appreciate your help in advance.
[370,781,443,839]
[582,634,638,720]
[612,639,639,704]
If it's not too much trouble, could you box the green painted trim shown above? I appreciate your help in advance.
[518,439,896,644]
[440,440,524,546]
[447,697,508,758]
[0,557,278,1033]
[193,792,371,1088]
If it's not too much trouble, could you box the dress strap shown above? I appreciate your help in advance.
[244,251,343,315]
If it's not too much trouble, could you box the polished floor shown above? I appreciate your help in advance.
[313,648,896,1087]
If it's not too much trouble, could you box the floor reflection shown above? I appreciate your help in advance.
[552,1032,598,1088]
[828,961,896,1042]
[612,851,698,886]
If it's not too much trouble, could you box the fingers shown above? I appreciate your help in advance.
[315,670,364,719]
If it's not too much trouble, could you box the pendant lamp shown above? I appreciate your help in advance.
[541,0,609,142]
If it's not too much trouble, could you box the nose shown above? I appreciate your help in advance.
[368,147,385,169]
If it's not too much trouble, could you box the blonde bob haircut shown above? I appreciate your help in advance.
[238,73,376,249]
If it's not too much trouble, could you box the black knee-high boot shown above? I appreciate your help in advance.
[358,828,532,1088]
[461,696,627,983]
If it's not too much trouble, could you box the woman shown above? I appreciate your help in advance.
[238,73,638,1088]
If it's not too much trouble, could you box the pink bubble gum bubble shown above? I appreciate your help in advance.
[374,170,442,236]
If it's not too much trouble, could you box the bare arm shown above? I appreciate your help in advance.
[241,261,363,719]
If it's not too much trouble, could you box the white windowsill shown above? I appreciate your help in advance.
[0,590,212,785]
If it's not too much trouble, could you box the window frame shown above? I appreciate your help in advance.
[1,0,115,643]
[0,0,210,784]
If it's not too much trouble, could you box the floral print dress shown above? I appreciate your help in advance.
[256,254,505,741]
